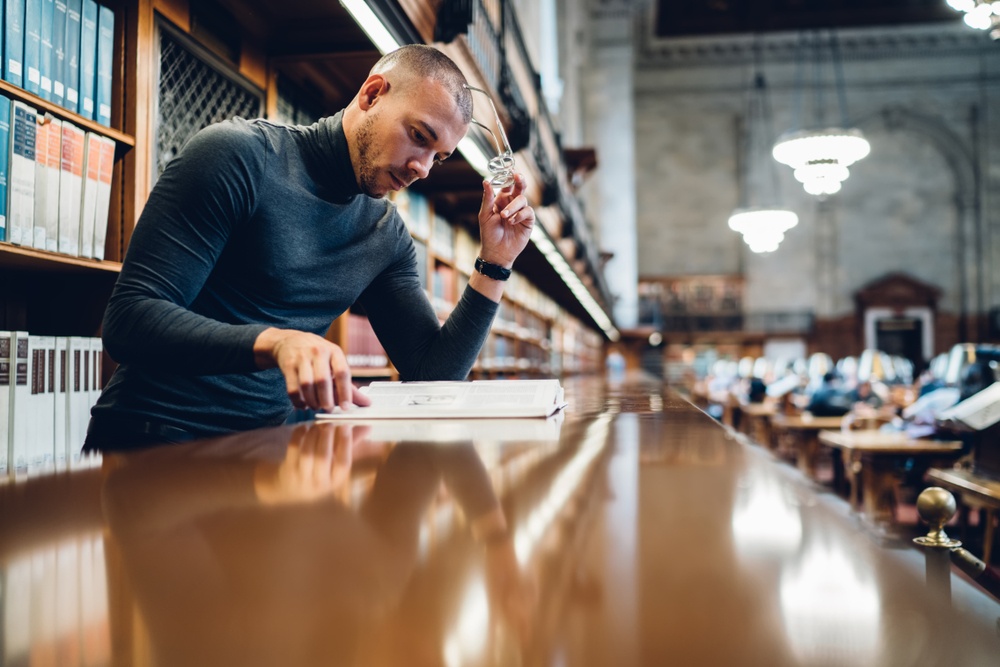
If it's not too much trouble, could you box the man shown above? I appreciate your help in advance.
[85,45,535,450]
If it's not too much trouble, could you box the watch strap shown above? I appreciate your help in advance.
[474,257,512,281]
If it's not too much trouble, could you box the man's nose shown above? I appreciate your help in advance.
[408,153,434,180]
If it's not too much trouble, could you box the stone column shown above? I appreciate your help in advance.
[584,0,639,328]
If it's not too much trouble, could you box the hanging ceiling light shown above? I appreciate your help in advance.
[728,208,799,253]
[728,41,798,254]
[946,0,1000,40]
[772,31,870,198]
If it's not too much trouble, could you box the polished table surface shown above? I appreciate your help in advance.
[2,375,999,666]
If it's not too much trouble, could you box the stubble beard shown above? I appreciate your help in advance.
[355,114,382,197]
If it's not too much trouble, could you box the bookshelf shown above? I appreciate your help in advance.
[0,0,132,348]
[2,0,609,381]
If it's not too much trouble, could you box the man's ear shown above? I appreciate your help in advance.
[358,74,389,111]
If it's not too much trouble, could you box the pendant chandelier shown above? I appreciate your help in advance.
[946,0,1000,39]
[728,41,798,254]
[772,31,870,198]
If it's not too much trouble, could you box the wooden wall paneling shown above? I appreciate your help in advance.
[153,0,189,32]
[397,0,440,43]
[240,35,268,89]
[122,0,157,249]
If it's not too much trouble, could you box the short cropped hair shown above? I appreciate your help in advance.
[371,44,473,124]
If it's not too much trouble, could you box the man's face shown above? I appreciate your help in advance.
[354,78,467,198]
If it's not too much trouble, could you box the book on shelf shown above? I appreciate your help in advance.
[39,0,55,101]
[52,0,68,107]
[24,0,42,95]
[64,0,81,110]
[430,213,454,261]
[30,334,56,471]
[9,331,30,473]
[57,121,84,255]
[54,336,67,470]
[345,313,388,369]
[78,0,97,120]
[95,3,113,126]
[92,134,113,259]
[35,115,62,251]
[0,96,9,242]
[8,100,37,247]
[318,379,567,420]
[0,331,11,475]
[78,130,100,257]
[5,0,26,87]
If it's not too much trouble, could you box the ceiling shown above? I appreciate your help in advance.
[654,0,961,38]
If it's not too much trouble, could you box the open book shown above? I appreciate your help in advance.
[317,379,567,420]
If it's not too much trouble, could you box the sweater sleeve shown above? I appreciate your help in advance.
[101,122,270,374]
[358,233,498,381]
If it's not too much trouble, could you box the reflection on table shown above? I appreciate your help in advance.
[1,377,998,666]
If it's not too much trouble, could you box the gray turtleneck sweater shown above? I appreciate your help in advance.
[94,112,498,435]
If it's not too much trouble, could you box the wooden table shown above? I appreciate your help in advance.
[1,378,997,665]
[770,413,845,480]
[737,401,777,448]
[925,467,1000,566]
[819,430,964,539]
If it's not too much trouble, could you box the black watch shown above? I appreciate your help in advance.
[474,257,512,281]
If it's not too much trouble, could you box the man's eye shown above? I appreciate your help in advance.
[412,129,426,144]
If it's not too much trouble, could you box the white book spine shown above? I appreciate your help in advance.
[29,335,57,473]
[8,102,37,247]
[92,136,114,260]
[54,336,68,471]
[78,132,100,258]
[57,123,84,256]
[67,337,87,467]
[32,116,50,248]
[44,118,63,252]
[0,331,12,477]
[10,331,31,476]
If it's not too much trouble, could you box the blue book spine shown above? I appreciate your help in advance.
[24,0,41,95]
[78,0,97,119]
[52,1,68,106]
[0,96,9,241]
[5,0,25,87]
[64,0,81,110]
[95,4,112,126]
[39,0,55,101]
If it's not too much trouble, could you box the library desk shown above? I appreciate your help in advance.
[769,413,845,479]
[737,401,777,448]
[925,466,1000,566]
[818,430,965,539]
[2,376,998,666]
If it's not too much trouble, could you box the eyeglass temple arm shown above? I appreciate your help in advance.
[465,85,514,157]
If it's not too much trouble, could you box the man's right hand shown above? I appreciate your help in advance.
[253,327,373,411]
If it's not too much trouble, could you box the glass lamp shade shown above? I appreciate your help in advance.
[772,128,871,196]
[857,349,897,384]
[728,208,799,253]
[949,0,1000,34]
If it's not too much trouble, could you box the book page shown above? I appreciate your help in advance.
[318,379,566,420]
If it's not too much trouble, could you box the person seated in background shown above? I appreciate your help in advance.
[746,376,768,404]
[806,372,852,417]
[849,379,885,410]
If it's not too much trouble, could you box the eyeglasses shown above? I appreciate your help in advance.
[464,85,516,189]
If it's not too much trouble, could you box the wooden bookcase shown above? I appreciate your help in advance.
[0,0,607,384]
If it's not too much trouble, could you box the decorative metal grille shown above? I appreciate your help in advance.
[274,77,323,127]
[154,27,263,181]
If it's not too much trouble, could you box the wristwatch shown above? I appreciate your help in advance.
[475,257,512,281]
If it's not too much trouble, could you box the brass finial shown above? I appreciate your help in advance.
[913,487,961,549]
